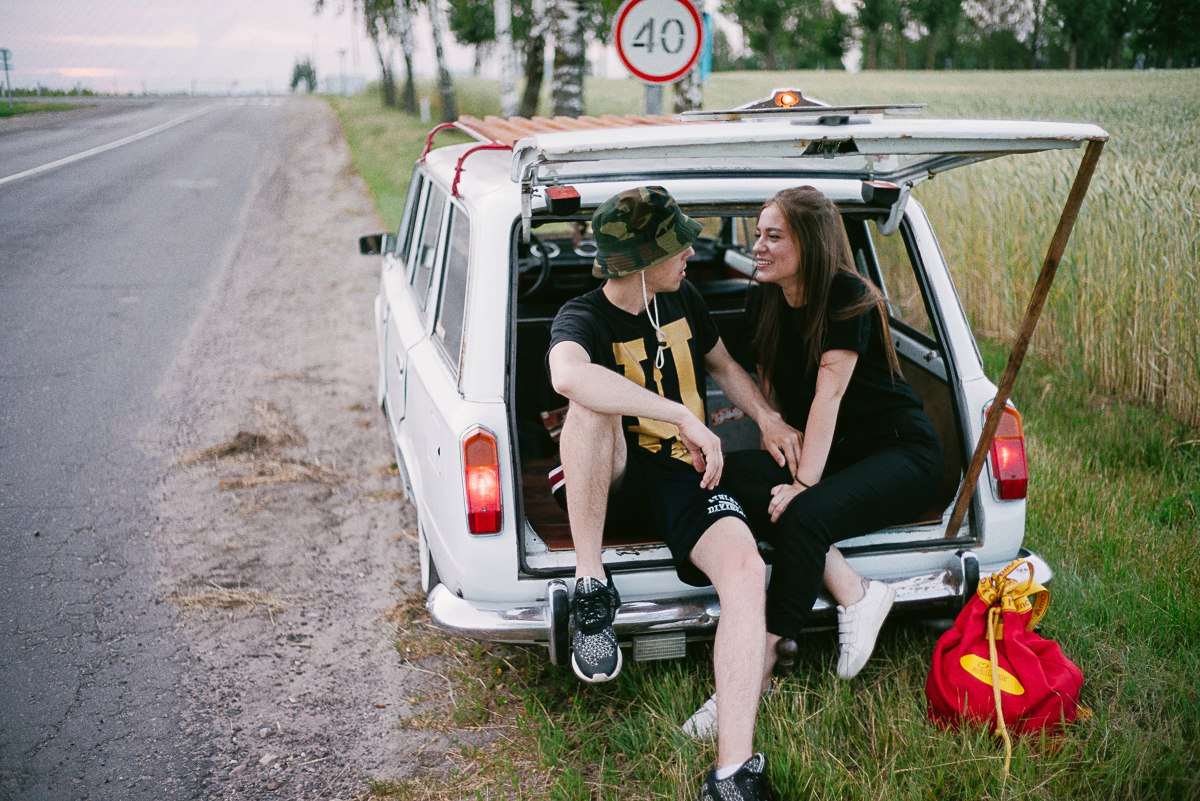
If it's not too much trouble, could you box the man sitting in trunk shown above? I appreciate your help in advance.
[547,185,802,801]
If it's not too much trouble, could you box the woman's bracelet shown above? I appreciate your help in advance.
[796,478,812,490]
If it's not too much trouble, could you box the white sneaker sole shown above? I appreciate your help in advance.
[571,645,623,683]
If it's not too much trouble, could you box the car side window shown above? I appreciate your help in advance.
[393,172,424,271]
[868,220,936,343]
[411,185,448,311]
[435,203,471,372]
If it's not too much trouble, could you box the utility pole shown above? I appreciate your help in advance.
[1,48,13,110]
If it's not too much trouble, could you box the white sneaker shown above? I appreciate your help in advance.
[836,579,896,680]
[682,693,719,740]
[682,685,774,741]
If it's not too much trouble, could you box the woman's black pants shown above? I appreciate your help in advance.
[721,433,943,638]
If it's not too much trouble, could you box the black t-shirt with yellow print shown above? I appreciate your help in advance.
[548,280,719,465]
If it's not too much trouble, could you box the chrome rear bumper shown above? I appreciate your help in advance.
[425,549,1052,652]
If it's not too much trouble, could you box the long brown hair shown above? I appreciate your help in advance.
[752,186,900,394]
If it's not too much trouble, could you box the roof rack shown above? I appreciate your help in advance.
[420,113,686,159]
[419,113,690,197]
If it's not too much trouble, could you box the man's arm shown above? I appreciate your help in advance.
[704,338,803,476]
[548,340,725,488]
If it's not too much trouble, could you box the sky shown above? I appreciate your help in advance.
[2,1,775,97]
[3,0,387,94]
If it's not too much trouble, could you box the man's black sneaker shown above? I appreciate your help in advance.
[697,754,774,801]
[570,575,622,683]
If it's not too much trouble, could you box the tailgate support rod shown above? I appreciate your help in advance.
[945,139,1106,539]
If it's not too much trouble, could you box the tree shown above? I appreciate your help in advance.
[394,0,418,113]
[723,0,849,70]
[448,0,495,74]
[495,0,519,116]
[722,0,788,69]
[550,1,587,117]
[314,0,416,112]
[911,0,964,68]
[1104,0,1141,67]
[517,0,549,116]
[856,0,898,70]
[962,0,1034,68]
[426,0,458,121]
[547,0,618,118]
[1133,0,1199,67]
[1050,0,1110,68]
[290,58,318,93]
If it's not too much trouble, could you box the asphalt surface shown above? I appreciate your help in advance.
[0,96,290,800]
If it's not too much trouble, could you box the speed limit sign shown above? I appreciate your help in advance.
[614,0,703,85]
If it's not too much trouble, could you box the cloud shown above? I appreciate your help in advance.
[31,67,123,79]
[217,25,313,49]
[42,32,200,50]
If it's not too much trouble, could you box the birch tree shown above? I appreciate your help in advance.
[426,0,458,121]
[395,0,417,113]
[550,0,586,117]
[495,0,519,116]
[519,0,549,116]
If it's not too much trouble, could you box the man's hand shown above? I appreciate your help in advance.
[677,414,724,489]
[758,412,803,477]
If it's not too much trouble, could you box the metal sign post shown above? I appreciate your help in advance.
[613,0,703,115]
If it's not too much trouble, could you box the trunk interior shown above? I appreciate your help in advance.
[510,212,965,566]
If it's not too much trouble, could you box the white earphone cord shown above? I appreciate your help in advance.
[640,272,666,370]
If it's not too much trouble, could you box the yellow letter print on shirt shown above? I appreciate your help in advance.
[612,318,704,463]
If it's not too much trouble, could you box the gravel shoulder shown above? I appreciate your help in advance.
[146,97,478,799]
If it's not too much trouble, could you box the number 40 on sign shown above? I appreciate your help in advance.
[614,0,703,85]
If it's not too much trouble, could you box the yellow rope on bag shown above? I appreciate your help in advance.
[976,559,1049,640]
[987,605,1013,778]
[977,559,1046,778]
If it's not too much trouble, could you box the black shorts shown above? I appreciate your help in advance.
[601,448,751,587]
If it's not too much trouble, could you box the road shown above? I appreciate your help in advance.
[0,96,290,800]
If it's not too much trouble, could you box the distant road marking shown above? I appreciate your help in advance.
[0,105,218,187]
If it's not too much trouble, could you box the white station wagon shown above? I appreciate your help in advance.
[360,90,1107,666]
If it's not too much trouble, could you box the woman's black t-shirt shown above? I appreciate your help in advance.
[768,271,929,450]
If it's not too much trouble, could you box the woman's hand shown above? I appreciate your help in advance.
[768,481,807,523]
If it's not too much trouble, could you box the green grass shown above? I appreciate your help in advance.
[328,74,1199,800]
[0,101,81,117]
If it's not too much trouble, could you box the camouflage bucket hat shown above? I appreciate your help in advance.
[591,186,703,280]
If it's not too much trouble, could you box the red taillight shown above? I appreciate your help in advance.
[463,427,502,534]
[988,407,1028,501]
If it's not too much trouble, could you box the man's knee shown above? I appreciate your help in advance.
[693,521,766,597]
[563,402,621,443]
[560,402,622,453]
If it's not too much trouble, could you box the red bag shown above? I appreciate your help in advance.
[926,559,1084,768]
